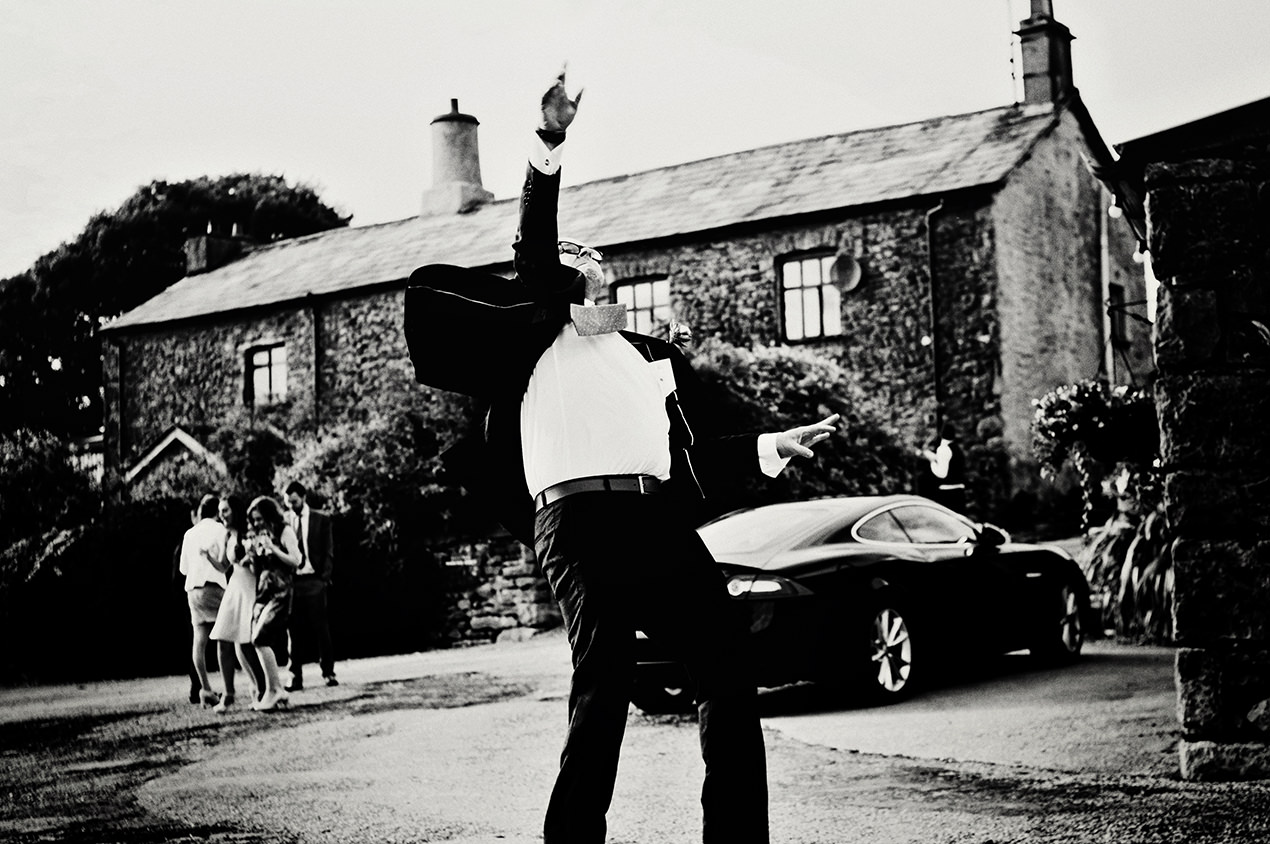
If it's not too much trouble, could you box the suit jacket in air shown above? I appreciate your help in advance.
[404,161,756,546]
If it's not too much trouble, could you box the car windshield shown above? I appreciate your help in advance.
[698,505,836,555]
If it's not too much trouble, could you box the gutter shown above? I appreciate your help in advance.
[925,199,946,429]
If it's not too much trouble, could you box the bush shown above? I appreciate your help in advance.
[281,388,482,654]
[206,413,294,499]
[1031,380,1169,641]
[0,430,214,683]
[0,430,99,603]
[687,338,913,516]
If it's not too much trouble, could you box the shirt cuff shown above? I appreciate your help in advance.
[531,133,565,175]
[757,433,791,477]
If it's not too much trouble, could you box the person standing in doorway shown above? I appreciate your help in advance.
[284,480,337,690]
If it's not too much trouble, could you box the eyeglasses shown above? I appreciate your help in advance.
[558,241,603,262]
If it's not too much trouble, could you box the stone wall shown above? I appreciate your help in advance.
[442,536,561,645]
[993,111,1154,512]
[603,209,947,478]
[1149,158,1270,780]
[931,197,1009,516]
[104,306,318,473]
[103,288,420,476]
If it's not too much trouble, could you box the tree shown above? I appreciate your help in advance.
[0,174,350,437]
[0,429,98,589]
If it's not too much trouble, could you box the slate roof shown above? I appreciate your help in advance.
[107,102,1058,331]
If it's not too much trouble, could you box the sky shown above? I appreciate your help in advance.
[2,0,1269,280]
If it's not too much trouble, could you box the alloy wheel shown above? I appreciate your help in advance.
[870,606,913,694]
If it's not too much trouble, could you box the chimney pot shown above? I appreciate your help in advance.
[422,98,493,215]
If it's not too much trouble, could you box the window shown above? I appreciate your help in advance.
[780,254,843,341]
[1107,282,1129,348]
[613,277,671,335]
[246,343,287,406]
[889,505,976,544]
[851,510,909,544]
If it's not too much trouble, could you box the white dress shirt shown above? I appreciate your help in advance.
[288,505,317,575]
[179,517,227,592]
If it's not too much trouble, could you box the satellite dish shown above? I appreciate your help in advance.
[830,253,862,291]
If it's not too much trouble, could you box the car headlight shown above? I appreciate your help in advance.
[725,574,811,599]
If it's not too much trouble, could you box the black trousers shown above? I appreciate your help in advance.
[535,491,769,844]
[288,584,335,682]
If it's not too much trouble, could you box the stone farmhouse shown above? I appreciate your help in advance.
[101,1,1151,524]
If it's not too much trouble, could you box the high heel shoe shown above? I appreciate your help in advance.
[212,694,235,714]
[251,691,290,712]
[199,689,221,709]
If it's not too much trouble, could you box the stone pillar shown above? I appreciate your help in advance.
[1149,158,1270,780]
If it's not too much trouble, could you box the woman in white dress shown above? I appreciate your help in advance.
[209,495,266,713]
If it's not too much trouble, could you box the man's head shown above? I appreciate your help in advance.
[197,494,219,520]
[285,480,307,515]
[558,238,605,290]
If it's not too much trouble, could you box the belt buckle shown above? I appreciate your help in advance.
[637,475,649,494]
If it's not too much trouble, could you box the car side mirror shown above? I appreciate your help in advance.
[976,524,1008,548]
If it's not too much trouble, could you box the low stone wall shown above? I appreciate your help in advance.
[442,536,561,646]
[1149,157,1270,780]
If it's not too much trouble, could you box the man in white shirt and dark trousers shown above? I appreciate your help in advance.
[405,70,837,844]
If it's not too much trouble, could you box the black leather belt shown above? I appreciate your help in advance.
[534,474,661,511]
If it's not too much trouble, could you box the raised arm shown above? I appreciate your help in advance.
[512,67,586,298]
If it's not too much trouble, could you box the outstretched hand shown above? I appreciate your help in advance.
[540,65,583,133]
[775,414,840,460]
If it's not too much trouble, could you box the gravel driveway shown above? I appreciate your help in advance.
[6,630,1270,843]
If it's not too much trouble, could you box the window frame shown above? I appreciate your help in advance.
[611,275,672,336]
[242,340,288,407]
[777,251,844,343]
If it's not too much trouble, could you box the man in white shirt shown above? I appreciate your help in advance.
[178,494,228,707]
[917,422,967,512]
[406,70,836,844]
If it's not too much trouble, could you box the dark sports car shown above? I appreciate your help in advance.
[632,495,1090,714]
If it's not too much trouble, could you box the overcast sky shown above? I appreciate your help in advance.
[3,0,1268,280]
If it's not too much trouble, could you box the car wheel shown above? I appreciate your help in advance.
[631,681,697,716]
[1030,582,1084,663]
[862,602,916,702]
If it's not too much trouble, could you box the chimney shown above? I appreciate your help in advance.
[421,98,494,216]
[1016,0,1074,105]
[182,228,253,275]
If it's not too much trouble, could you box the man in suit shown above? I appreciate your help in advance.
[405,69,837,844]
[284,479,337,690]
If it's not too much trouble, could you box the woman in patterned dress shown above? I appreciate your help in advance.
[245,496,302,711]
